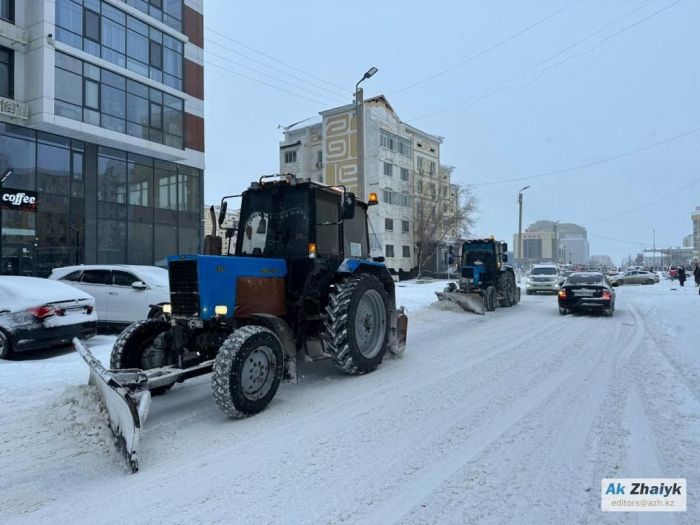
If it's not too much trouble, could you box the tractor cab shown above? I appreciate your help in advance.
[460,239,509,287]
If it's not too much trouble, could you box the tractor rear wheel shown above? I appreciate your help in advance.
[485,286,497,312]
[324,273,390,375]
[498,272,516,307]
[212,325,284,418]
[111,319,174,395]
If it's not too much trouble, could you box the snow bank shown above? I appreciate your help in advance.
[394,279,452,312]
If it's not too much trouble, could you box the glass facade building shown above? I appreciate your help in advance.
[0,0,205,277]
[1,124,201,276]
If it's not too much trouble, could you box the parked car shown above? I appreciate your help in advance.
[49,265,169,328]
[609,270,659,286]
[558,272,615,317]
[526,264,561,294]
[0,276,97,359]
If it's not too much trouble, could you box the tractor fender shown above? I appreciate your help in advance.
[336,258,395,303]
[249,313,297,384]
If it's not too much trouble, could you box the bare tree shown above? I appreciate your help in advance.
[414,183,477,278]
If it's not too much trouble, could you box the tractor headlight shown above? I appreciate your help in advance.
[215,305,228,315]
[162,304,172,314]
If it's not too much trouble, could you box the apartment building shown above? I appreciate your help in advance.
[0,0,204,276]
[279,95,453,275]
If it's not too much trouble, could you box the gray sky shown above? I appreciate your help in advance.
[203,0,700,264]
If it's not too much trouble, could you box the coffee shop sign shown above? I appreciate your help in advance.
[0,97,29,120]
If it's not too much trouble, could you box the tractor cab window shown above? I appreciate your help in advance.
[343,204,369,258]
[236,187,310,258]
[463,250,492,267]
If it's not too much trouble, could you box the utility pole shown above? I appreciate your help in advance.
[653,227,656,270]
[553,219,560,264]
[517,186,530,264]
[354,67,378,200]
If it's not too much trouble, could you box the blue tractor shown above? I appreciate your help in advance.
[436,238,519,313]
[75,175,407,471]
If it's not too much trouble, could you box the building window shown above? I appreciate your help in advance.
[284,150,297,163]
[402,246,411,258]
[54,52,183,148]
[385,218,393,231]
[55,0,184,90]
[0,0,14,24]
[380,130,411,157]
[402,220,409,233]
[385,244,394,258]
[383,162,392,177]
[0,46,12,98]
[120,0,183,31]
[400,167,409,181]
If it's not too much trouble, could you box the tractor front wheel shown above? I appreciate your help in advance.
[485,286,497,312]
[324,273,390,375]
[212,326,284,418]
[111,319,174,395]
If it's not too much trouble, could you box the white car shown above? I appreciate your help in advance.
[526,264,561,294]
[49,265,170,328]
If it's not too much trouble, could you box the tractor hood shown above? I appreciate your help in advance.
[167,254,288,320]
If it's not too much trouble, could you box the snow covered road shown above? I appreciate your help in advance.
[1,280,698,524]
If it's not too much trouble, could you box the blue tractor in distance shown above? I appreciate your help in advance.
[75,175,408,471]
[436,238,519,314]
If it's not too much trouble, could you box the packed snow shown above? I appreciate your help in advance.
[0,278,698,524]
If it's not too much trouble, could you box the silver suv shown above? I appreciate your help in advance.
[526,264,561,294]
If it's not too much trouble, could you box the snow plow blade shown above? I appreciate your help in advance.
[435,291,486,315]
[73,338,150,473]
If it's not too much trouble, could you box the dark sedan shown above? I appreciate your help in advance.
[0,277,97,359]
[557,272,615,317]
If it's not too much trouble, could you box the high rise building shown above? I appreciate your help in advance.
[692,206,700,262]
[513,220,589,265]
[0,0,204,276]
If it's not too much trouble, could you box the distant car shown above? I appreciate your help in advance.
[526,264,561,294]
[609,270,659,286]
[558,272,615,317]
[0,276,96,359]
[49,265,170,328]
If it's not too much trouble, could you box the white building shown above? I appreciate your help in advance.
[692,206,700,262]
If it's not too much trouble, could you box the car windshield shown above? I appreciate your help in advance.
[531,267,558,275]
[567,274,604,285]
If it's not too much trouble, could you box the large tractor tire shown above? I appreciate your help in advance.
[111,319,174,395]
[324,273,390,375]
[498,272,516,307]
[484,286,497,312]
[212,325,284,418]
[0,330,12,360]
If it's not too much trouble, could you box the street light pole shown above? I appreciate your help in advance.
[355,67,378,200]
[653,227,656,270]
[553,220,560,264]
[517,185,530,264]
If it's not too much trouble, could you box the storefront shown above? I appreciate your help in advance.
[0,123,202,276]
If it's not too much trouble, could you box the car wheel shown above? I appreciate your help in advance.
[0,330,13,359]
[644,279,654,285]
[558,307,568,316]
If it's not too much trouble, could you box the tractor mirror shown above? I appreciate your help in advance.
[342,192,356,220]
[502,254,508,262]
[218,201,228,226]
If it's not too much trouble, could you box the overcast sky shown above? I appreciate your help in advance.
[203,0,700,264]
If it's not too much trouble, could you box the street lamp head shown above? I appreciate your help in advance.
[519,185,530,193]
[363,66,378,80]
[1,167,14,185]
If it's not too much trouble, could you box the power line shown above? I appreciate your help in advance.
[205,60,331,107]
[583,177,700,225]
[205,27,348,93]
[204,37,349,102]
[467,126,700,186]
[205,48,347,105]
[406,0,665,123]
[387,0,581,96]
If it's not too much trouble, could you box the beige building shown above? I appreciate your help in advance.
[279,95,457,275]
